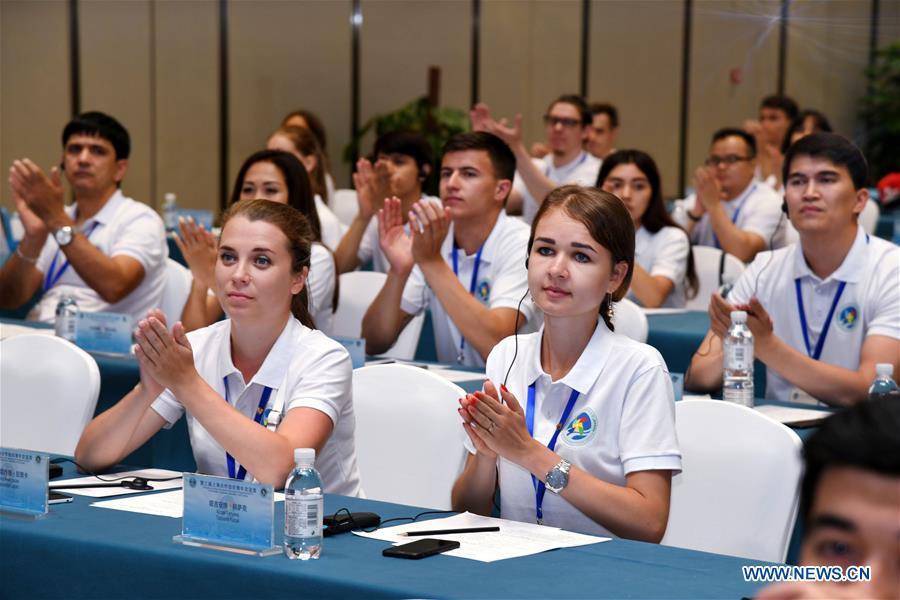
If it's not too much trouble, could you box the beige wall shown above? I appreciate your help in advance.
[1,0,889,214]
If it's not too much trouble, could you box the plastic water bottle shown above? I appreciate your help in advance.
[162,193,178,231]
[283,448,323,560]
[723,310,754,407]
[54,295,78,342]
[868,364,900,401]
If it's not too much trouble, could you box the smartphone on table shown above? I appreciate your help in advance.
[382,538,460,559]
[49,490,74,504]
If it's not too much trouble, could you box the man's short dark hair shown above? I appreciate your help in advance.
[711,127,757,158]
[547,94,591,126]
[373,130,434,173]
[442,132,516,182]
[62,111,130,160]
[760,94,799,121]
[784,132,869,190]
[588,102,619,129]
[800,398,900,525]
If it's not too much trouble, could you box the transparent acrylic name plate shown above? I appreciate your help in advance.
[173,473,279,557]
[0,448,50,519]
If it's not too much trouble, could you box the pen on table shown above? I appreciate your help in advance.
[400,526,500,537]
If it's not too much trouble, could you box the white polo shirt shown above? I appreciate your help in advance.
[308,242,336,335]
[28,190,167,324]
[357,195,441,273]
[729,225,900,402]
[514,151,602,224]
[400,211,538,368]
[675,181,787,252]
[151,317,362,496]
[631,225,691,308]
[476,321,682,536]
[314,194,344,251]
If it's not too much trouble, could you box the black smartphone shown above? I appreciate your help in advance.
[382,538,460,560]
[49,491,74,504]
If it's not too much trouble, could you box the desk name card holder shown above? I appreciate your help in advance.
[173,473,279,556]
[173,208,214,230]
[333,336,366,368]
[0,448,50,518]
[670,373,684,402]
[76,312,132,355]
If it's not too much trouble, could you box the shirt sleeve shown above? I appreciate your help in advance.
[739,188,783,248]
[399,266,430,317]
[107,207,166,270]
[727,252,767,306]
[284,338,353,425]
[356,218,378,264]
[150,388,185,428]
[866,246,900,340]
[618,354,682,474]
[648,227,689,285]
[307,243,336,316]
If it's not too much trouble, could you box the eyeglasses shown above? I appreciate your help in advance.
[543,115,583,129]
[705,155,753,167]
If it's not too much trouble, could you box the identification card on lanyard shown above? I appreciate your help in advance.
[43,221,101,291]
[794,279,846,360]
[222,377,273,481]
[525,382,579,525]
[451,242,485,364]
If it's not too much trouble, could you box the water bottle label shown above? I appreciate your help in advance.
[285,496,321,537]
[726,345,752,370]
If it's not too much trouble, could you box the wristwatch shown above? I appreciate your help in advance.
[545,459,571,494]
[54,225,74,247]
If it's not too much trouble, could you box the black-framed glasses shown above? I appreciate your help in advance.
[705,155,753,167]
[543,115,583,129]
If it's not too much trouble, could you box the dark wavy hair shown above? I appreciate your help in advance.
[220,199,315,328]
[62,111,130,160]
[528,186,634,331]
[597,150,698,300]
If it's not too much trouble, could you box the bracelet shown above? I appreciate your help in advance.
[15,246,39,264]
[686,209,702,222]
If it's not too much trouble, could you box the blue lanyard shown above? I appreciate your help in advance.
[712,186,752,250]
[450,241,485,363]
[794,279,846,360]
[544,151,588,179]
[222,377,273,480]
[43,221,100,291]
[525,382,579,524]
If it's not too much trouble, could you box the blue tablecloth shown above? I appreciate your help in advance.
[0,462,772,599]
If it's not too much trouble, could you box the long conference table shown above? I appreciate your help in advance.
[0,461,773,599]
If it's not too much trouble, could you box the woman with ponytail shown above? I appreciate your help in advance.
[76,199,361,493]
[451,185,680,540]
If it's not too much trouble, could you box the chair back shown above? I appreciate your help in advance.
[661,399,803,562]
[687,246,745,310]
[612,298,648,342]
[352,364,468,509]
[158,258,192,324]
[333,271,424,360]
[332,189,360,227]
[1,334,101,455]
[859,199,880,235]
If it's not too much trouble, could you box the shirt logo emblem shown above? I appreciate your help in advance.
[836,304,859,331]
[563,408,597,446]
[476,279,491,304]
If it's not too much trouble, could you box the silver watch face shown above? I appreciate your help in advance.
[54,226,73,246]
[546,466,569,492]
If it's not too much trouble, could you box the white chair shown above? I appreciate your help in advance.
[859,199,880,235]
[332,189,360,228]
[158,258,192,324]
[352,364,468,509]
[612,298,648,342]
[661,400,803,562]
[333,271,425,360]
[1,334,101,455]
[687,246,746,311]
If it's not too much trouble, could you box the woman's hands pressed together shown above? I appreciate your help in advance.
[133,309,198,394]
[458,380,538,466]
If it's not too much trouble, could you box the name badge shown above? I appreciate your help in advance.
[76,312,132,354]
[333,336,366,369]
[175,473,278,555]
[0,448,50,516]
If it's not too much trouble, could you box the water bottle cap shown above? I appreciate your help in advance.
[164,192,176,203]
[730,310,747,323]
[294,448,315,464]
[875,363,894,377]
